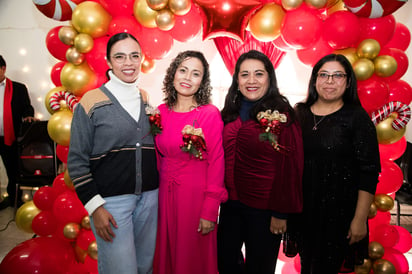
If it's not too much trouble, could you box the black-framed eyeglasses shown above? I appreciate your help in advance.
[111,53,141,64]
[317,72,347,82]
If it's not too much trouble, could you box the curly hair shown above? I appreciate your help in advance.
[163,50,212,107]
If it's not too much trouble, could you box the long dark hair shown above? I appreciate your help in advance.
[221,50,295,124]
[163,50,211,107]
[105,32,141,79]
[299,53,361,108]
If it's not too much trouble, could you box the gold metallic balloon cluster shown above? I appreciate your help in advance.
[247,0,337,42]
[134,0,191,31]
[355,242,396,274]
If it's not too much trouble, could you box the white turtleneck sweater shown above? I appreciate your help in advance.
[104,71,141,121]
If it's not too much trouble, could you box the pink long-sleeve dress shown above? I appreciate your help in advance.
[153,103,228,274]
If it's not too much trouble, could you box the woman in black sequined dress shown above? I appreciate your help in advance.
[294,54,381,273]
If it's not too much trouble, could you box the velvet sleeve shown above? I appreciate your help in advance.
[352,108,381,194]
[268,120,304,214]
[199,105,228,222]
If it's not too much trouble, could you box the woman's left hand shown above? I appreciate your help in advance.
[347,218,367,245]
[270,217,287,235]
[198,218,215,235]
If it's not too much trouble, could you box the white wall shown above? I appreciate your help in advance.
[0,0,411,139]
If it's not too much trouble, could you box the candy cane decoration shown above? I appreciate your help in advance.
[371,101,411,130]
[49,90,79,111]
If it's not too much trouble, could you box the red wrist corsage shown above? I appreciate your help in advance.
[180,125,206,160]
[257,110,288,152]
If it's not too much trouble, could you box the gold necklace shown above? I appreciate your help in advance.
[312,114,326,131]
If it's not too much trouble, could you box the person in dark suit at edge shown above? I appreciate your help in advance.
[0,55,38,209]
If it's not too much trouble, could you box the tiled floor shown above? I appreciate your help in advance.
[1,194,412,273]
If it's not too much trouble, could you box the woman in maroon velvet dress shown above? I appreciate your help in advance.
[217,50,304,274]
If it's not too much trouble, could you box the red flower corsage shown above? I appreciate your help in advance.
[146,105,162,136]
[180,125,207,160]
[257,110,288,152]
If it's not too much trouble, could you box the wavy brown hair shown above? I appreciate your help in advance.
[163,50,211,107]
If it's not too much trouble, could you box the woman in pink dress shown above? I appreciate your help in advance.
[153,50,228,274]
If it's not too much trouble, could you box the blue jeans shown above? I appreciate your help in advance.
[90,189,158,274]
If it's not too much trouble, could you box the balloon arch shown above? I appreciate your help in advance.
[1,0,412,273]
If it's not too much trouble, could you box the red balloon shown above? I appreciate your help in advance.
[52,172,73,195]
[379,47,409,83]
[76,229,96,251]
[358,15,396,47]
[56,144,69,163]
[280,4,323,49]
[272,35,295,52]
[388,80,412,106]
[84,255,98,273]
[0,237,76,273]
[376,159,403,195]
[53,191,87,224]
[50,61,66,86]
[136,27,174,60]
[369,211,391,235]
[214,30,285,75]
[373,224,399,248]
[281,262,299,274]
[392,225,412,253]
[99,0,134,17]
[108,15,142,39]
[45,26,71,61]
[194,0,262,41]
[385,23,411,51]
[382,247,409,273]
[296,37,333,67]
[379,137,407,161]
[168,5,203,42]
[33,185,58,211]
[357,76,389,114]
[293,255,301,272]
[278,242,295,263]
[322,10,360,49]
[31,210,58,236]
[86,36,110,76]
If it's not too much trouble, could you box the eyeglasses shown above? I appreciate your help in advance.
[317,72,347,83]
[111,53,141,64]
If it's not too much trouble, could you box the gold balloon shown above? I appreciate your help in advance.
[305,0,328,9]
[353,58,375,81]
[156,9,175,31]
[327,0,346,15]
[374,55,397,77]
[88,241,98,260]
[282,0,304,10]
[74,33,94,54]
[66,47,85,65]
[355,258,372,274]
[376,113,406,144]
[44,86,67,115]
[374,194,394,212]
[134,0,158,28]
[169,0,191,16]
[71,1,112,38]
[60,62,97,96]
[369,241,385,260]
[368,201,377,218]
[141,56,156,74]
[81,216,91,230]
[357,39,381,59]
[147,0,168,10]
[64,222,81,239]
[64,169,75,190]
[372,259,396,274]
[47,108,73,146]
[58,26,78,46]
[15,201,41,234]
[334,48,358,65]
[248,3,285,42]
